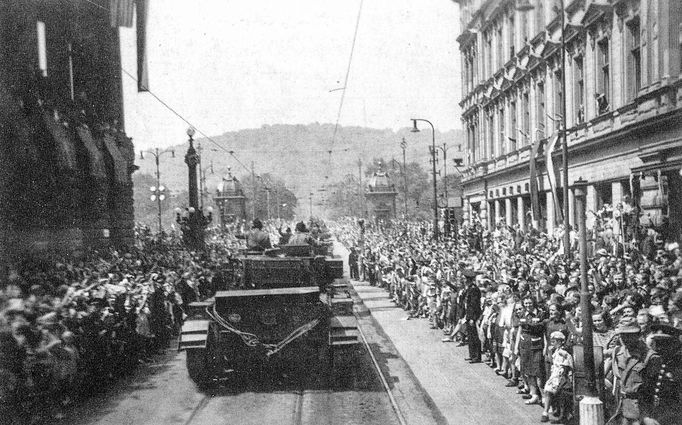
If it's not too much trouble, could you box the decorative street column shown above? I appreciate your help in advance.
[185,128,199,210]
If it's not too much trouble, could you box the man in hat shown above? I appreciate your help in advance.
[236,218,272,251]
[463,269,483,363]
[609,316,662,425]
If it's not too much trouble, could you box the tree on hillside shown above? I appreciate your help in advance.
[238,173,297,221]
[324,157,432,219]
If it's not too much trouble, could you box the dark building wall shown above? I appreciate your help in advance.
[0,0,136,278]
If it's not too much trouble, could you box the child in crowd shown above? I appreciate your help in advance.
[541,331,573,423]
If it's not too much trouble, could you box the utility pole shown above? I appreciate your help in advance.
[197,141,203,209]
[309,192,313,219]
[265,186,271,220]
[251,161,256,220]
[401,137,408,218]
[441,143,448,206]
[357,158,364,217]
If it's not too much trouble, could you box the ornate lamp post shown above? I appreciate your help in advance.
[411,118,439,241]
[176,127,212,250]
[140,147,174,233]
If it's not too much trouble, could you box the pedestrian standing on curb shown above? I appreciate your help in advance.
[463,269,482,363]
[349,247,359,280]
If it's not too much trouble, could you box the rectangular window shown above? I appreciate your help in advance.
[521,11,529,44]
[574,56,584,124]
[553,70,562,130]
[37,21,47,76]
[509,16,515,59]
[627,20,641,100]
[496,26,503,68]
[510,100,518,150]
[522,91,530,142]
[499,106,506,156]
[597,39,610,114]
[535,1,544,34]
[488,112,495,158]
[485,31,492,79]
[537,82,545,138]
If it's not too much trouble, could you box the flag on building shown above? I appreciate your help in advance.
[545,134,563,222]
[136,0,149,91]
[529,137,541,223]
[109,0,135,27]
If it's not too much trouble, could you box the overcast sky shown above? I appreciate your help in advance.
[120,0,461,151]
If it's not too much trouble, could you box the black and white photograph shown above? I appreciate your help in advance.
[1,0,681,424]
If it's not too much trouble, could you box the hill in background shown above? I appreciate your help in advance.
[134,123,465,215]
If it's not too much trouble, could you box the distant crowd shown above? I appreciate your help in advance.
[333,216,681,425]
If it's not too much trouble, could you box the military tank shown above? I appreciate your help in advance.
[178,245,359,387]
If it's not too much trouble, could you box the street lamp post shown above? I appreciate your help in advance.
[140,147,174,233]
[574,177,605,424]
[411,118,439,241]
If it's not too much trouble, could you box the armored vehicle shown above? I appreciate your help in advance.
[178,245,359,387]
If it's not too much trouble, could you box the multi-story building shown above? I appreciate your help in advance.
[0,1,143,275]
[455,0,682,243]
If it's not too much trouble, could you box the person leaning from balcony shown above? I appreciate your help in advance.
[235,218,272,251]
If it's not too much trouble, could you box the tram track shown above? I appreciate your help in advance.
[353,301,409,425]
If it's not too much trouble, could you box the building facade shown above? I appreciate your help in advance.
[213,171,247,226]
[0,0,140,274]
[366,169,398,222]
[455,0,682,243]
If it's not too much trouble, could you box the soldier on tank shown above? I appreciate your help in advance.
[235,218,272,251]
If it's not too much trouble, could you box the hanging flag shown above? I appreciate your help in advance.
[109,0,135,28]
[545,134,563,222]
[136,0,149,91]
[529,137,541,223]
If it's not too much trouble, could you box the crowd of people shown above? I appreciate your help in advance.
[0,225,241,423]
[0,217,334,423]
[334,216,682,425]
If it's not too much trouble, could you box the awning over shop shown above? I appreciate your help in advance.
[76,126,107,179]
[102,133,128,184]
[41,111,77,171]
[632,144,682,175]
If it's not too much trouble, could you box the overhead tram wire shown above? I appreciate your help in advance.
[120,69,251,175]
[326,0,364,175]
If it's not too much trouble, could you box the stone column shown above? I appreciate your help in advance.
[586,185,597,229]
[494,199,501,225]
[505,198,513,226]
[546,193,555,234]
[612,181,623,204]
[517,196,525,230]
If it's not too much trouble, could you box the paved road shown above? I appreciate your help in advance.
[61,250,443,424]
[336,242,544,425]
